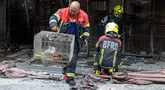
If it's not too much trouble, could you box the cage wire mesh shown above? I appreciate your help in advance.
[33,31,75,62]
[124,20,151,55]
[122,0,165,57]
[153,0,165,57]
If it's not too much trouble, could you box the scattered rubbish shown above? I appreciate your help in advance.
[70,74,111,90]
[139,51,147,55]
[112,70,165,85]
[0,63,63,81]
[71,69,165,90]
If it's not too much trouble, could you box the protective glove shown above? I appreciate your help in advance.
[108,68,115,75]
[93,70,101,75]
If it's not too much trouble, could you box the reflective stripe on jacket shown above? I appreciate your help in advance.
[96,35,121,69]
[49,8,90,38]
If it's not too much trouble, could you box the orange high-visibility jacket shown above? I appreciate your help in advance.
[49,7,90,40]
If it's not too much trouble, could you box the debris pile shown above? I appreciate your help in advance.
[0,62,63,80]
[71,74,111,90]
[112,70,165,85]
[71,69,165,90]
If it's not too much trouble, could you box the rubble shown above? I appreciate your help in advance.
[112,70,165,85]
[71,69,165,90]
[0,63,63,81]
[1,44,165,90]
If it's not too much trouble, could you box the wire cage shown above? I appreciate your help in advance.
[33,31,75,63]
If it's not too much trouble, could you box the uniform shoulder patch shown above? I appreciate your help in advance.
[101,16,108,23]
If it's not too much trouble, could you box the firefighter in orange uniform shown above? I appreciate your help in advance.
[49,1,90,86]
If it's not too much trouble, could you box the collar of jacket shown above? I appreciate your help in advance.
[105,32,119,38]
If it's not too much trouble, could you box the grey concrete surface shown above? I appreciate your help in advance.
[0,78,70,90]
[1,49,165,90]
[0,78,165,90]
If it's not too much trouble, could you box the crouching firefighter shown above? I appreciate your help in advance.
[93,22,122,75]
[49,1,90,86]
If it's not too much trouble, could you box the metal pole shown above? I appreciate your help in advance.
[6,0,10,48]
[24,0,30,36]
[69,0,72,6]
[150,1,154,57]
[121,0,125,54]
[106,0,109,14]
[86,0,89,13]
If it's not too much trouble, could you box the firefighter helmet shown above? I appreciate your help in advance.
[113,5,124,18]
[105,22,118,34]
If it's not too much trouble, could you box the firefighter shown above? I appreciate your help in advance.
[49,1,90,86]
[93,22,122,75]
[97,4,124,37]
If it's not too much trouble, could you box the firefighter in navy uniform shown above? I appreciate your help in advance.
[49,1,90,86]
[93,22,122,75]
[97,5,124,37]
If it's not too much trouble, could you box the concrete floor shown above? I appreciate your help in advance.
[0,78,165,90]
[0,49,165,90]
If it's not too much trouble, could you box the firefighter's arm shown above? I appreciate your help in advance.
[81,13,90,45]
[98,15,109,27]
[95,36,104,48]
[95,39,100,55]
[95,39,100,48]
[116,40,123,69]
[49,9,62,31]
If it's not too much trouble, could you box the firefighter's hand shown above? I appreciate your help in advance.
[84,39,88,46]
[51,26,58,32]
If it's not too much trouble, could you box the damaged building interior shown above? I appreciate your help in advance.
[0,0,165,90]
[0,0,165,58]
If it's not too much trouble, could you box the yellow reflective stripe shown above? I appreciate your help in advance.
[99,49,104,65]
[118,61,124,68]
[53,13,61,32]
[84,23,90,28]
[35,53,41,57]
[54,13,60,21]
[118,57,128,68]
[81,32,90,37]
[94,62,98,66]
[57,21,63,33]
[66,73,75,77]
[93,54,96,60]
[62,64,67,67]
[113,51,117,68]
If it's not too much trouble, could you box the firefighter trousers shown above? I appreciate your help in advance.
[65,40,79,79]
[94,52,123,74]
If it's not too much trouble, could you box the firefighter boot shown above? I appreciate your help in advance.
[62,66,67,80]
[66,77,76,86]
[108,68,115,75]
